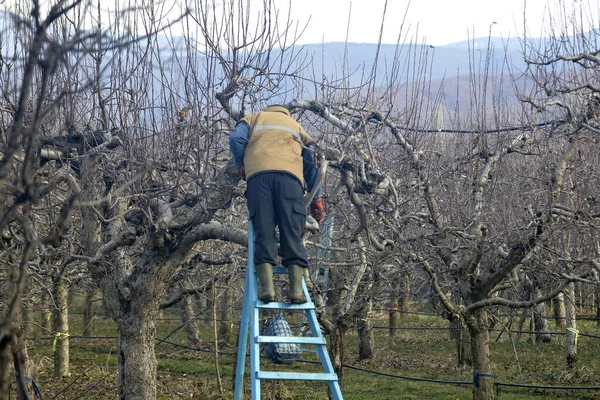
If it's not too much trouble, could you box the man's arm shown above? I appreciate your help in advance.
[229,121,250,166]
[302,142,322,199]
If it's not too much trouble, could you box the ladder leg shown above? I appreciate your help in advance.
[243,217,343,399]
[250,271,261,400]
[301,276,344,400]
[234,263,252,400]
[235,219,258,400]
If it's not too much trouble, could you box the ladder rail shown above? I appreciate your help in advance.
[234,219,343,400]
[233,219,255,400]
[301,277,344,399]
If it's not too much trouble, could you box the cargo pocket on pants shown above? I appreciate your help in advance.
[292,201,308,228]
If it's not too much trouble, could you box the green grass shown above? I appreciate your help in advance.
[23,309,600,399]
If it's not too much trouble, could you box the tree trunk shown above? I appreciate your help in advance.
[449,314,460,341]
[83,289,98,336]
[455,317,471,366]
[12,338,30,400]
[576,282,583,311]
[22,302,34,339]
[198,294,209,317]
[565,284,578,368]
[388,298,400,337]
[80,150,101,337]
[53,277,69,377]
[595,286,600,328]
[182,295,202,347]
[40,288,52,333]
[329,325,347,392]
[357,299,374,360]
[467,309,496,400]
[553,293,566,330]
[0,334,10,399]
[533,287,551,343]
[14,296,31,400]
[117,311,158,400]
[515,307,528,344]
[398,272,410,316]
[218,285,232,346]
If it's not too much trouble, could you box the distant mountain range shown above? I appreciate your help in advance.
[0,7,549,122]
[298,37,528,85]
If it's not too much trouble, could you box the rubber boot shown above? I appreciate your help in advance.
[288,264,307,304]
[255,263,275,303]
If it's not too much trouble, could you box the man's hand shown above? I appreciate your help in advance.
[309,199,325,223]
[239,166,245,180]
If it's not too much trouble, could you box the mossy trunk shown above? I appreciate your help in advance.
[218,286,232,345]
[53,277,70,377]
[0,335,10,399]
[398,273,410,315]
[40,289,52,332]
[12,289,31,400]
[595,286,600,328]
[388,298,400,336]
[118,311,158,400]
[83,289,98,336]
[533,286,551,343]
[329,325,347,393]
[467,309,496,400]
[357,299,374,360]
[565,282,578,368]
[553,293,566,330]
[183,295,202,347]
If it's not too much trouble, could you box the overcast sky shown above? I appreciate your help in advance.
[277,0,599,46]
[5,0,598,46]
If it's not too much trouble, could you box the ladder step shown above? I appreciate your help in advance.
[256,336,327,345]
[256,371,338,381]
[272,266,289,274]
[256,301,315,310]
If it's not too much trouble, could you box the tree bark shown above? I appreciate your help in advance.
[118,311,158,400]
[83,289,98,336]
[467,309,496,400]
[460,320,472,366]
[0,334,10,399]
[53,277,69,377]
[553,293,566,330]
[389,271,410,336]
[533,287,551,343]
[388,298,400,337]
[398,272,410,316]
[182,295,202,347]
[40,288,52,333]
[329,325,347,392]
[565,284,578,368]
[357,299,374,360]
[218,285,232,346]
[515,307,528,344]
[595,286,600,328]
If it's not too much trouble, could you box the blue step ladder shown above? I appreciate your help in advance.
[234,220,343,400]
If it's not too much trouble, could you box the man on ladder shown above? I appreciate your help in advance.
[229,105,325,304]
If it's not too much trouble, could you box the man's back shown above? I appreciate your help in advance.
[242,106,312,183]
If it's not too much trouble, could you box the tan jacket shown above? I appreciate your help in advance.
[242,106,313,184]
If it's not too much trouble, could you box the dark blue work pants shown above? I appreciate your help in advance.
[246,172,308,268]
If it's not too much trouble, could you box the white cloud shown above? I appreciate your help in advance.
[278,0,600,45]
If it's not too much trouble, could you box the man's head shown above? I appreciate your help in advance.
[263,104,290,115]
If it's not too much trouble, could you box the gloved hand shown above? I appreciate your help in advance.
[309,199,325,223]
[239,166,245,180]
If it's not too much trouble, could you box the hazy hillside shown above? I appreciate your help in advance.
[0,8,536,120]
[298,38,527,85]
